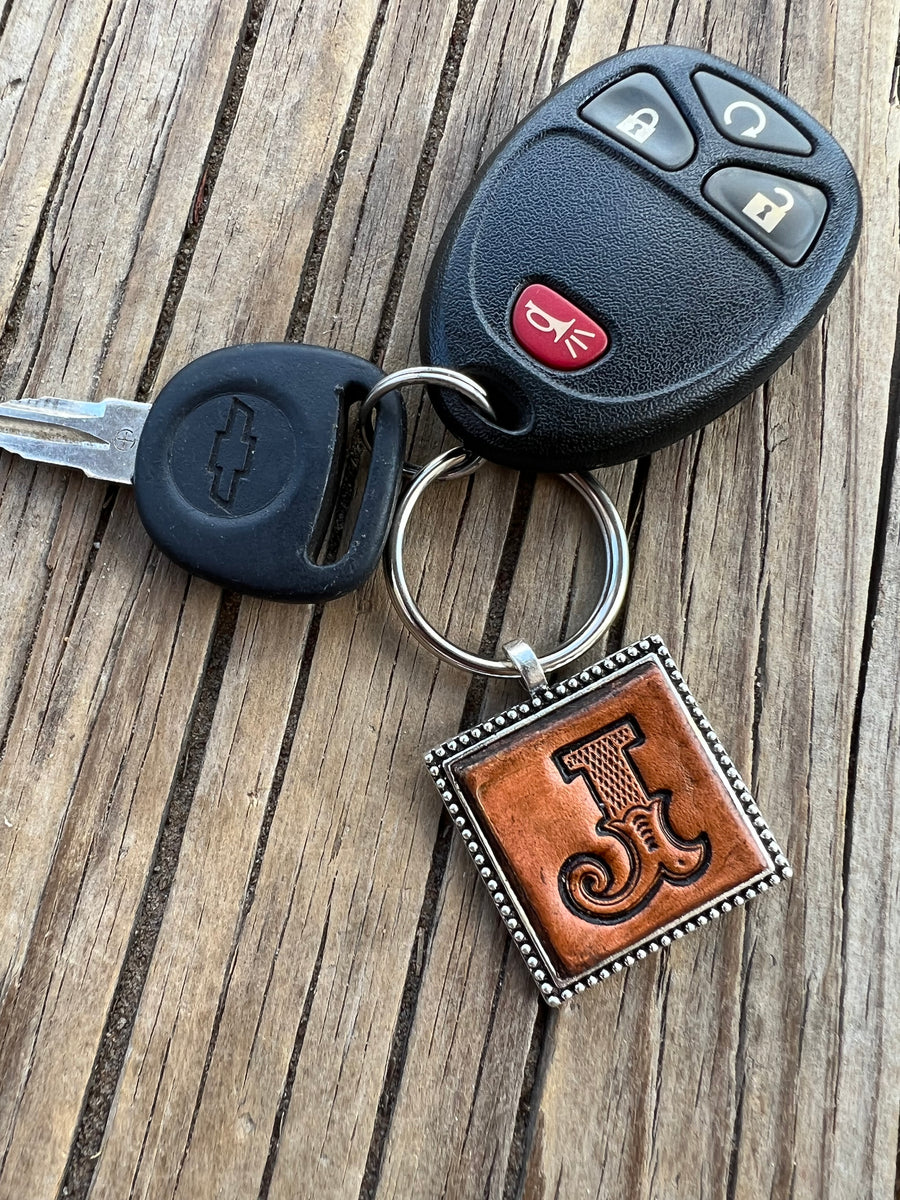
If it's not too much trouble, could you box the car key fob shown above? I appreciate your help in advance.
[421,44,861,471]
[134,343,405,602]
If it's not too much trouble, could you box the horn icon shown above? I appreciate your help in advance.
[524,299,575,342]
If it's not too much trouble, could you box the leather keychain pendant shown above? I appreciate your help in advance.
[378,415,790,1006]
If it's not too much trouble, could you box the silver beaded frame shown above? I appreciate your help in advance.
[425,635,792,1006]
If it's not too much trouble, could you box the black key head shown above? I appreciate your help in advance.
[421,44,861,471]
[134,344,405,602]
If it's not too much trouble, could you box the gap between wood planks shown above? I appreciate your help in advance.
[846,295,900,1200]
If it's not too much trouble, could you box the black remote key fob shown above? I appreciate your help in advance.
[134,344,405,602]
[421,45,861,471]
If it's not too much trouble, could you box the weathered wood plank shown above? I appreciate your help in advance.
[724,3,900,1194]
[0,0,150,893]
[821,11,900,1193]
[0,0,252,981]
[0,3,256,1194]
[0,550,216,1197]
[72,0,404,1187]
[0,0,117,312]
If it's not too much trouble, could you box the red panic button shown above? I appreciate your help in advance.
[511,283,608,370]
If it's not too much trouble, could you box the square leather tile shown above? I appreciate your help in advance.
[426,636,790,1004]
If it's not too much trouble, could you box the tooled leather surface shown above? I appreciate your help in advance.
[453,659,771,981]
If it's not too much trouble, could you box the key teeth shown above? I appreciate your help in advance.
[0,395,148,484]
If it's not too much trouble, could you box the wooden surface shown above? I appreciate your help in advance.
[0,1,897,1197]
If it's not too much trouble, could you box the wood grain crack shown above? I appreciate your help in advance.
[618,0,640,52]
[779,0,794,91]
[258,904,332,1199]
[500,1001,549,1200]
[724,913,755,1200]
[0,0,15,43]
[356,818,455,1200]
[604,454,650,654]
[842,305,900,892]
[837,289,900,1200]
[551,0,584,87]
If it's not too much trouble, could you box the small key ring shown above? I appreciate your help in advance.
[384,447,630,683]
[358,366,497,480]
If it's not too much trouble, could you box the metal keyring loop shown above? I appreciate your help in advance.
[385,448,630,680]
[358,366,497,481]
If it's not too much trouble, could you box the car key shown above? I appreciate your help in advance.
[0,343,405,602]
[421,44,862,471]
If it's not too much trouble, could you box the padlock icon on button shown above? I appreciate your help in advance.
[742,186,794,232]
[615,107,659,144]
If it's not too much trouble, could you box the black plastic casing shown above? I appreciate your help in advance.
[421,45,862,471]
[133,344,405,602]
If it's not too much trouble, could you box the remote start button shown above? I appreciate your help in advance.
[581,72,696,170]
[511,284,608,370]
[703,167,828,264]
[693,72,812,155]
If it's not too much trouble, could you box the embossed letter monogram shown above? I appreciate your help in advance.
[426,639,790,1005]
[556,718,709,922]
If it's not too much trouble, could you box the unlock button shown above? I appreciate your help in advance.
[704,167,828,265]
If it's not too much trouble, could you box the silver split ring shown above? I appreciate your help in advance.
[358,366,497,480]
[384,447,631,682]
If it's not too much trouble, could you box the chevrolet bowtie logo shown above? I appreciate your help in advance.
[209,398,257,508]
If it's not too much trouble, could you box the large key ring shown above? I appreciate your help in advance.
[358,366,497,480]
[384,447,630,689]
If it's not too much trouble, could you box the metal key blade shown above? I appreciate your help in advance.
[0,396,149,484]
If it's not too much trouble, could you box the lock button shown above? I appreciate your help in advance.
[581,72,695,170]
[703,167,828,265]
